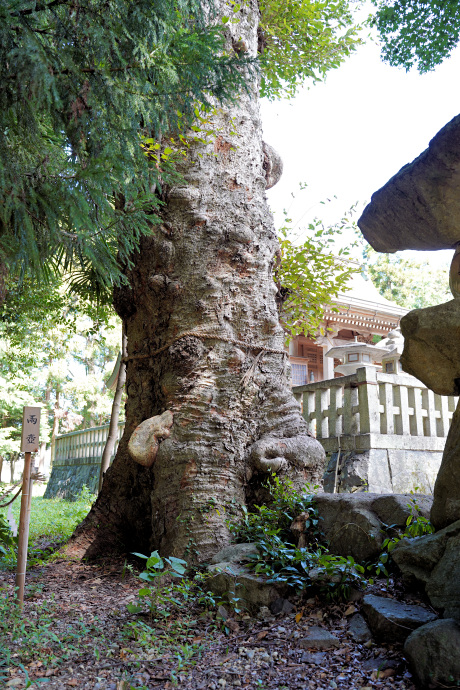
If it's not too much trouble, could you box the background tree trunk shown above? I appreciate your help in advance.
[49,387,60,470]
[70,0,325,562]
[98,332,127,492]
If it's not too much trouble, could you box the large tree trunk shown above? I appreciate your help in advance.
[70,0,325,562]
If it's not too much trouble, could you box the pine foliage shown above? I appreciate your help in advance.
[0,0,250,300]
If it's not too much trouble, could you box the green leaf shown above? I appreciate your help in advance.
[126,604,143,614]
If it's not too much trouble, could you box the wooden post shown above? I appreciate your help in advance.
[15,451,32,610]
[16,406,41,611]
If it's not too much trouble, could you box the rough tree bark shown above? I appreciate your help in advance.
[70,0,325,562]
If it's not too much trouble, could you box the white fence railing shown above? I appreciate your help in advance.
[54,422,125,468]
[293,367,458,454]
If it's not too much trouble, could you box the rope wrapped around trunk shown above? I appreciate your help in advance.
[122,330,287,363]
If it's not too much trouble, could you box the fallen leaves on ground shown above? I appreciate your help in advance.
[0,559,418,689]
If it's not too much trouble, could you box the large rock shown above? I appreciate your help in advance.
[404,619,460,688]
[392,520,460,619]
[312,493,432,563]
[431,398,460,529]
[207,562,287,610]
[395,255,460,533]
[358,114,460,252]
[207,543,287,610]
[400,300,460,396]
[361,594,437,643]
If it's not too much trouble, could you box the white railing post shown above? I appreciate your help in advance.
[328,384,342,438]
[398,384,411,435]
[356,367,380,434]
[306,390,316,434]
[381,381,394,435]
[422,388,437,437]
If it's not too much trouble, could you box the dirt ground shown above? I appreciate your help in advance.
[1,557,421,690]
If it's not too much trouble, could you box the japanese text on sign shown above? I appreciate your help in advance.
[21,407,41,452]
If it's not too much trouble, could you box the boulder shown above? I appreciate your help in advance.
[312,493,432,563]
[269,597,295,615]
[358,114,460,252]
[400,300,460,397]
[392,520,460,619]
[431,398,460,529]
[207,562,287,610]
[361,594,437,643]
[404,619,460,688]
[207,543,287,610]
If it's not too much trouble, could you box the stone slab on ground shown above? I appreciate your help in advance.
[347,613,372,643]
[361,657,395,672]
[298,626,341,650]
[300,651,327,665]
[362,594,437,643]
[404,619,460,688]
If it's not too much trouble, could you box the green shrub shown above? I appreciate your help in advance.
[127,550,187,617]
[230,475,367,601]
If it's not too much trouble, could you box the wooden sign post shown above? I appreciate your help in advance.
[15,406,41,610]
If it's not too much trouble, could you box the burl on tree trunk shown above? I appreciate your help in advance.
[70,0,325,562]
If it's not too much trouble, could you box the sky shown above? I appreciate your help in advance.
[260,22,460,268]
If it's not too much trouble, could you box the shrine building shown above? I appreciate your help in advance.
[288,272,408,385]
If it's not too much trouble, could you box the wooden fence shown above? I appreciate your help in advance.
[53,422,125,469]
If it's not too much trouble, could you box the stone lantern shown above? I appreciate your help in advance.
[378,328,405,375]
[325,337,389,376]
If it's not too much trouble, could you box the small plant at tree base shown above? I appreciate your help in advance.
[127,551,187,616]
[230,474,367,601]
